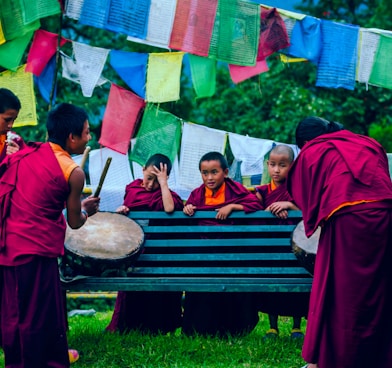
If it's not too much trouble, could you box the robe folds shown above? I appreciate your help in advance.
[106,179,184,334]
[255,181,310,318]
[0,142,70,367]
[182,178,263,337]
[287,130,392,368]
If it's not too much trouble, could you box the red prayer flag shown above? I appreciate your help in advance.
[26,29,68,76]
[99,84,146,155]
[169,0,218,56]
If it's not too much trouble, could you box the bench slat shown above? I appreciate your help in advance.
[144,238,292,247]
[138,253,298,261]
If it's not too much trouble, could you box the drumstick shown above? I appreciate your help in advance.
[79,146,91,171]
[93,157,112,197]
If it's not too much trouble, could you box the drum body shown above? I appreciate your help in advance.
[291,220,320,276]
[63,212,144,276]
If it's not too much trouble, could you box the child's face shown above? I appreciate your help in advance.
[142,165,160,192]
[0,108,19,135]
[267,152,291,185]
[200,160,228,192]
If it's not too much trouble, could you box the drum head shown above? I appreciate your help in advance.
[64,212,144,276]
[291,220,320,276]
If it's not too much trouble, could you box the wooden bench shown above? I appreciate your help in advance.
[61,210,313,294]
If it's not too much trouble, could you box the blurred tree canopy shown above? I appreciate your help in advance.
[15,0,392,152]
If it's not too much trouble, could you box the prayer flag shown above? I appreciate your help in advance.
[188,54,216,98]
[34,55,57,104]
[369,33,392,90]
[209,0,260,66]
[169,0,218,57]
[130,104,182,166]
[0,65,37,127]
[0,0,40,41]
[316,20,359,90]
[19,0,61,24]
[126,0,177,49]
[257,7,289,61]
[26,29,68,76]
[146,52,184,103]
[285,16,322,64]
[0,21,5,45]
[356,28,380,87]
[105,0,151,38]
[0,31,34,71]
[79,0,108,29]
[99,84,146,154]
[109,50,147,98]
[72,41,110,97]
[65,0,85,20]
[229,60,269,84]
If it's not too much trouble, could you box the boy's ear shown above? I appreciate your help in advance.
[224,168,229,176]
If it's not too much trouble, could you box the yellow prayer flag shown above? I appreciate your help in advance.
[280,54,308,63]
[146,52,184,103]
[0,21,5,45]
[0,65,37,127]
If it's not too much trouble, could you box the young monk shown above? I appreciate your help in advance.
[0,88,25,161]
[106,154,184,334]
[255,144,309,339]
[182,151,264,337]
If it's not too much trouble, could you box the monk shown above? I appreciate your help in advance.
[0,103,100,367]
[287,116,392,368]
[182,151,264,337]
[106,154,184,335]
[255,144,309,340]
[0,88,25,161]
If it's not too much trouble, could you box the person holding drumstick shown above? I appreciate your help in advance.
[0,103,100,367]
[255,144,309,340]
[106,153,184,335]
[287,116,392,368]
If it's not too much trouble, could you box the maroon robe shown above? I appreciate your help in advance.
[182,178,263,337]
[106,179,184,334]
[0,142,70,367]
[287,130,392,368]
[255,181,310,318]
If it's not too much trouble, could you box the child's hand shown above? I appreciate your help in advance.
[153,163,169,187]
[266,202,289,219]
[183,204,197,216]
[215,205,233,220]
[6,140,20,155]
[116,205,130,215]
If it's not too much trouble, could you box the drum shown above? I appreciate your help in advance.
[291,220,320,276]
[63,212,144,276]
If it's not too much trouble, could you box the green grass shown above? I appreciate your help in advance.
[1,311,307,367]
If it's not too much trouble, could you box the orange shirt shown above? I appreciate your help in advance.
[49,142,78,182]
[0,134,6,156]
[205,182,226,205]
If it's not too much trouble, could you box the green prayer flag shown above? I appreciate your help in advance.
[130,104,182,166]
[0,32,34,70]
[369,34,392,90]
[19,0,61,24]
[209,0,260,66]
[189,54,216,98]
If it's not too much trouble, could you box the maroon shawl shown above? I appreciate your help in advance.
[123,178,183,211]
[287,130,392,236]
[0,142,69,265]
[255,181,293,208]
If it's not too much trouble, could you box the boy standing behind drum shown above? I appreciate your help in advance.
[106,154,184,334]
[255,144,309,339]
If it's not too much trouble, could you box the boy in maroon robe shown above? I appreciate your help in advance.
[0,88,25,162]
[255,144,309,340]
[0,103,100,367]
[106,154,184,335]
[288,116,392,368]
[182,151,264,337]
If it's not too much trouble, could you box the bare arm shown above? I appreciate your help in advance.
[215,203,243,220]
[266,201,299,219]
[66,167,100,229]
[153,163,175,213]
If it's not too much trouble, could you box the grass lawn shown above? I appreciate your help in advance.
[1,311,307,367]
